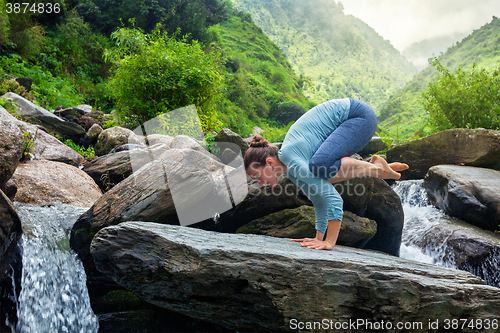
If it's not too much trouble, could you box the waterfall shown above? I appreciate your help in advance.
[13,202,99,333]
[394,180,500,287]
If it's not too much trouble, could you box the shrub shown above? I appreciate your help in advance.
[422,58,500,131]
[0,79,34,101]
[105,25,223,131]
[269,101,305,125]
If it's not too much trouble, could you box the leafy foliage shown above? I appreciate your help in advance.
[76,0,231,42]
[0,54,84,108]
[268,101,305,125]
[105,25,223,131]
[0,78,34,101]
[62,138,96,158]
[260,121,294,143]
[422,59,500,131]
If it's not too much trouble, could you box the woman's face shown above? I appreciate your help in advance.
[246,163,278,187]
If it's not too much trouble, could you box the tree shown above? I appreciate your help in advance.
[76,0,231,42]
[422,58,500,131]
[105,25,223,131]
[269,101,305,125]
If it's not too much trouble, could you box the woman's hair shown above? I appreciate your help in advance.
[244,135,279,170]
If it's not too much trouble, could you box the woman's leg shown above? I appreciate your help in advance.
[327,155,403,183]
[309,99,378,179]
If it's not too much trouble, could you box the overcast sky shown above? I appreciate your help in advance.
[340,0,500,52]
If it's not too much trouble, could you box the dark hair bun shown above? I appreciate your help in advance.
[249,135,269,148]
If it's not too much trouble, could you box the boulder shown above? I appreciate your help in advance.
[3,179,17,201]
[0,190,23,330]
[10,160,102,208]
[358,136,389,157]
[142,134,174,147]
[91,222,500,332]
[95,127,142,156]
[387,128,500,180]
[54,106,87,119]
[1,92,86,140]
[83,123,103,149]
[214,127,249,155]
[32,129,86,166]
[197,177,311,234]
[70,148,238,289]
[424,165,500,231]
[0,108,24,189]
[83,143,170,192]
[335,177,404,256]
[0,105,85,167]
[15,77,33,92]
[237,206,377,248]
[169,135,220,161]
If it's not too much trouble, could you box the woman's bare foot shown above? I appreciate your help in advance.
[370,155,402,180]
[389,162,409,172]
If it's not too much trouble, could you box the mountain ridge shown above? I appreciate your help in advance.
[231,0,417,110]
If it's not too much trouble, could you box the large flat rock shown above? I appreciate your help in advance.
[91,222,500,332]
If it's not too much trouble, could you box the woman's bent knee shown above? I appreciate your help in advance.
[309,159,341,178]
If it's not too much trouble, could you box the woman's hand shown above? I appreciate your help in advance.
[291,238,334,250]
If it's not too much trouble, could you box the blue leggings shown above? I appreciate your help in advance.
[308,99,378,178]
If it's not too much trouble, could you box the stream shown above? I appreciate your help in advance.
[12,202,99,333]
[394,179,500,287]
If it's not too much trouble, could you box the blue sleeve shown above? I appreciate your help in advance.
[287,164,343,234]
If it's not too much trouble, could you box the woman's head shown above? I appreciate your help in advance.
[244,135,280,186]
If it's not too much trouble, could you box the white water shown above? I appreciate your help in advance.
[394,180,500,286]
[13,202,99,333]
[394,180,450,267]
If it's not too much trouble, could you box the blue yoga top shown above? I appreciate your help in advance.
[278,98,351,233]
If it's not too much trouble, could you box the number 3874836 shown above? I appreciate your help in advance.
[4,2,61,14]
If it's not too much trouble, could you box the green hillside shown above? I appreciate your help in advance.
[231,0,417,110]
[212,11,315,136]
[378,16,500,140]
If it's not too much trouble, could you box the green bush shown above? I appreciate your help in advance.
[62,138,95,158]
[0,79,34,101]
[105,25,223,131]
[269,101,305,125]
[422,58,500,131]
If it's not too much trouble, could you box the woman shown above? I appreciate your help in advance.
[244,98,408,251]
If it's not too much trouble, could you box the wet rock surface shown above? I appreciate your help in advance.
[424,165,500,231]
[92,222,500,332]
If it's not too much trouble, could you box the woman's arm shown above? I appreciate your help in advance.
[291,219,341,250]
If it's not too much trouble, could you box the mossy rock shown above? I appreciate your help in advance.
[236,205,376,248]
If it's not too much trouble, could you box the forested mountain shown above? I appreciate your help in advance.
[378,16,500,139]
[211,11,315,135]
[231,0,417,110]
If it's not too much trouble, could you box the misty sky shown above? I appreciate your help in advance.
[341,0,500,52]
